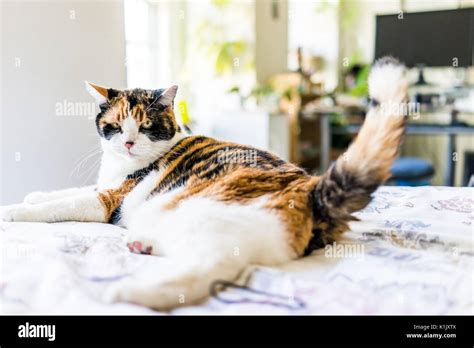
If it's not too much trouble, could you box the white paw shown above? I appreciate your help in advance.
[0,204,36,222]
[0,204,21,222]
[24,191,50,204]
[0,206,14,222]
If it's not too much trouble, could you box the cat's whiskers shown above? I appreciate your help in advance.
[81,156,102,186]
[77,149,102,174]
[69,147,102,181]
[69,147,100,173]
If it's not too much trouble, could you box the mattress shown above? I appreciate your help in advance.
[1,186,473,314]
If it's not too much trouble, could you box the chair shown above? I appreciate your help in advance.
[390,157,435,186]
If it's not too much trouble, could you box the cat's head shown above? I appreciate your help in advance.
[86,82,182,161]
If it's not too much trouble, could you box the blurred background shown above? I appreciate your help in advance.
[1,0,473,204]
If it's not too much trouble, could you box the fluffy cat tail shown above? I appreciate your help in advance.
[312,57,408,228]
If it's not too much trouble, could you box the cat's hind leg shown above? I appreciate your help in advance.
[103,252,245,310]
[104,196,296,310]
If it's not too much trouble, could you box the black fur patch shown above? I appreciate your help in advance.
[101,124,122,140]
[126,162,157,182]
[107,88,120,99]
[140,108,176,141]
[127,94,139,109]
[303,228,327,255]
[109,207,122,225]
[368,98,380,108]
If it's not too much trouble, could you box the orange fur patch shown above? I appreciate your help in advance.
[98,179,139,222]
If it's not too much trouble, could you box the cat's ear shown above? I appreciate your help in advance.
[158,85,178,106]
[85,81,118,104]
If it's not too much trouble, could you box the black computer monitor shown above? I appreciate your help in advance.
[375,8,474,84]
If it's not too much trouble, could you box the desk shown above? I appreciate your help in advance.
[303,107,474,186]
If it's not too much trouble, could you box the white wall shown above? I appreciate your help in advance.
[0,0,126,204]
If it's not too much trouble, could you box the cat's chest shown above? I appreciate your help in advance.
[118,169,182,226]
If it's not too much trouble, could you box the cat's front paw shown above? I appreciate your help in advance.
[1,204,26,222]
[24,191,50,204]
[0,206,14,222]
[0,204,39,222]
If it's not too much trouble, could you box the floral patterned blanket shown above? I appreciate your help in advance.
[1,186,473,314]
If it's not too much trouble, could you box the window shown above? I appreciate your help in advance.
[288,0,339,91]
[124,0,255,118]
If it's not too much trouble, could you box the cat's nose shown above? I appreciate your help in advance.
[125,141,135,149]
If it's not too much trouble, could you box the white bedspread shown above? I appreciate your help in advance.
[1,186,473,314]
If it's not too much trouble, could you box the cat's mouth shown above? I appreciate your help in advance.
[115,146,139,159]
[126,150,138,158]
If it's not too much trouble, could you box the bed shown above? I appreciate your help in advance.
[1,186,473,314]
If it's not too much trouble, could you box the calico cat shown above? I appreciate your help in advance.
[1,57,407,310]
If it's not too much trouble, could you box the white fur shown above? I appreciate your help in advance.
[121,115,139,142]
[127,195,294,263]
[368,59,407,104]
[118,168,166,226]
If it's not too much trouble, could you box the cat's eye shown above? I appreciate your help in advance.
[110,122,120,129]
[142,120,153,129]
